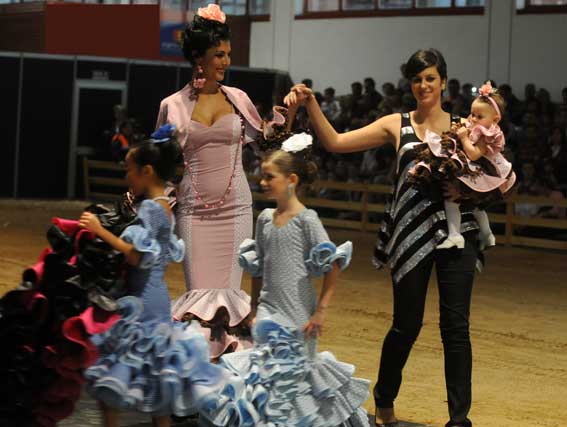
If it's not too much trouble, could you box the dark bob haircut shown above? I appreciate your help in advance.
[404,48,447,82]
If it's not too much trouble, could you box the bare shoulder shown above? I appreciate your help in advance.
[379,112,403,131]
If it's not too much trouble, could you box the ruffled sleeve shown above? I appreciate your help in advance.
[120,200,163,269]
[305,241,353,277]
[301,210,353,277]
[238,209,271,277]
[238,239,262,277]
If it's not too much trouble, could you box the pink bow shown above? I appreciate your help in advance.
[423,129,457,157]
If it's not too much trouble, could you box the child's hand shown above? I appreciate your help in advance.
[456,126,469,140]
[79,212,103,234]
[303,309,326,338]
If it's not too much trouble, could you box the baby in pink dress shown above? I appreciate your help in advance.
[411,82,516,250]
[439,82,516,250]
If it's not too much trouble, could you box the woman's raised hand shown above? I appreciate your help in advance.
[284,84,314,107]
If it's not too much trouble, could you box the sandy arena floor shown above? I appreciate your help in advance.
[1,199,566,427]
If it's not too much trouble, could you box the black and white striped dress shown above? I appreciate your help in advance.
[373,113,480,284]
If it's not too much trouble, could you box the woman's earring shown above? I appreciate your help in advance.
[287,184,293,198]
[192,65,206,90]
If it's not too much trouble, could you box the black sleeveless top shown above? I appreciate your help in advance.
[373,112,480,284]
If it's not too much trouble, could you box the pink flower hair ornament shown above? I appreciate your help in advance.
[197,4,226,24]
[477,81,501,118]
[478,81,496,97]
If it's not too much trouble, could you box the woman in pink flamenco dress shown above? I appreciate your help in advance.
[156,5,289,359]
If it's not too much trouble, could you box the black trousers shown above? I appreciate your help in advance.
[374,233,477,427]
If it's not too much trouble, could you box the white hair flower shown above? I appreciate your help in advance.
[281,133,313,153]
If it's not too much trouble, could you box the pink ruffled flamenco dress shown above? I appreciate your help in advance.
[411,123,516,206]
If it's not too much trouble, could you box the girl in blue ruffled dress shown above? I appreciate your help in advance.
[78,125,229,427]
[207,133,371,427]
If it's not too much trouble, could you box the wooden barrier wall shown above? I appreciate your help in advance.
[84,158,567,251]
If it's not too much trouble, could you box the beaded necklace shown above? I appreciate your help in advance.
[186,89,245,214]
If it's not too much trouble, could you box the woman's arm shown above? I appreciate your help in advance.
[285,85,397,153]
[79,212,142,266]
[286,103,299,132]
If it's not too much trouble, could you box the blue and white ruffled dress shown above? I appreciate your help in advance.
[202,208,370,427]
[84,199,234,419]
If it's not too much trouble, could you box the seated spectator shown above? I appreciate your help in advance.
[522,112,539,128]
[450,95,467,118]
[384,92,403,114]
[516,124,544,167]
[498,84,523,125]
[346,162,362,202]
[515,162,545,217]
[373,146,396,185]
[381,82,397,98]
[363,77,383,113]
[302,78,313,89]
[537,88,556,116]
[110,120,133,162]
[522,83,540,116]
[335,159,348,182]
[540,160,567,218]
[499,118,518,163]
[559,87,567,118]
[343,81,367,130]
[442,78,465,113]
[515,161,565,218]
[321,87,342,128]
[323,170,346,206]
[314,169,330,197]
[541,114,554,139]
[360,148,379,181]
[548,125,567,191]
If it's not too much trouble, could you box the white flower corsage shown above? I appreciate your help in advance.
[281,133,313,153]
